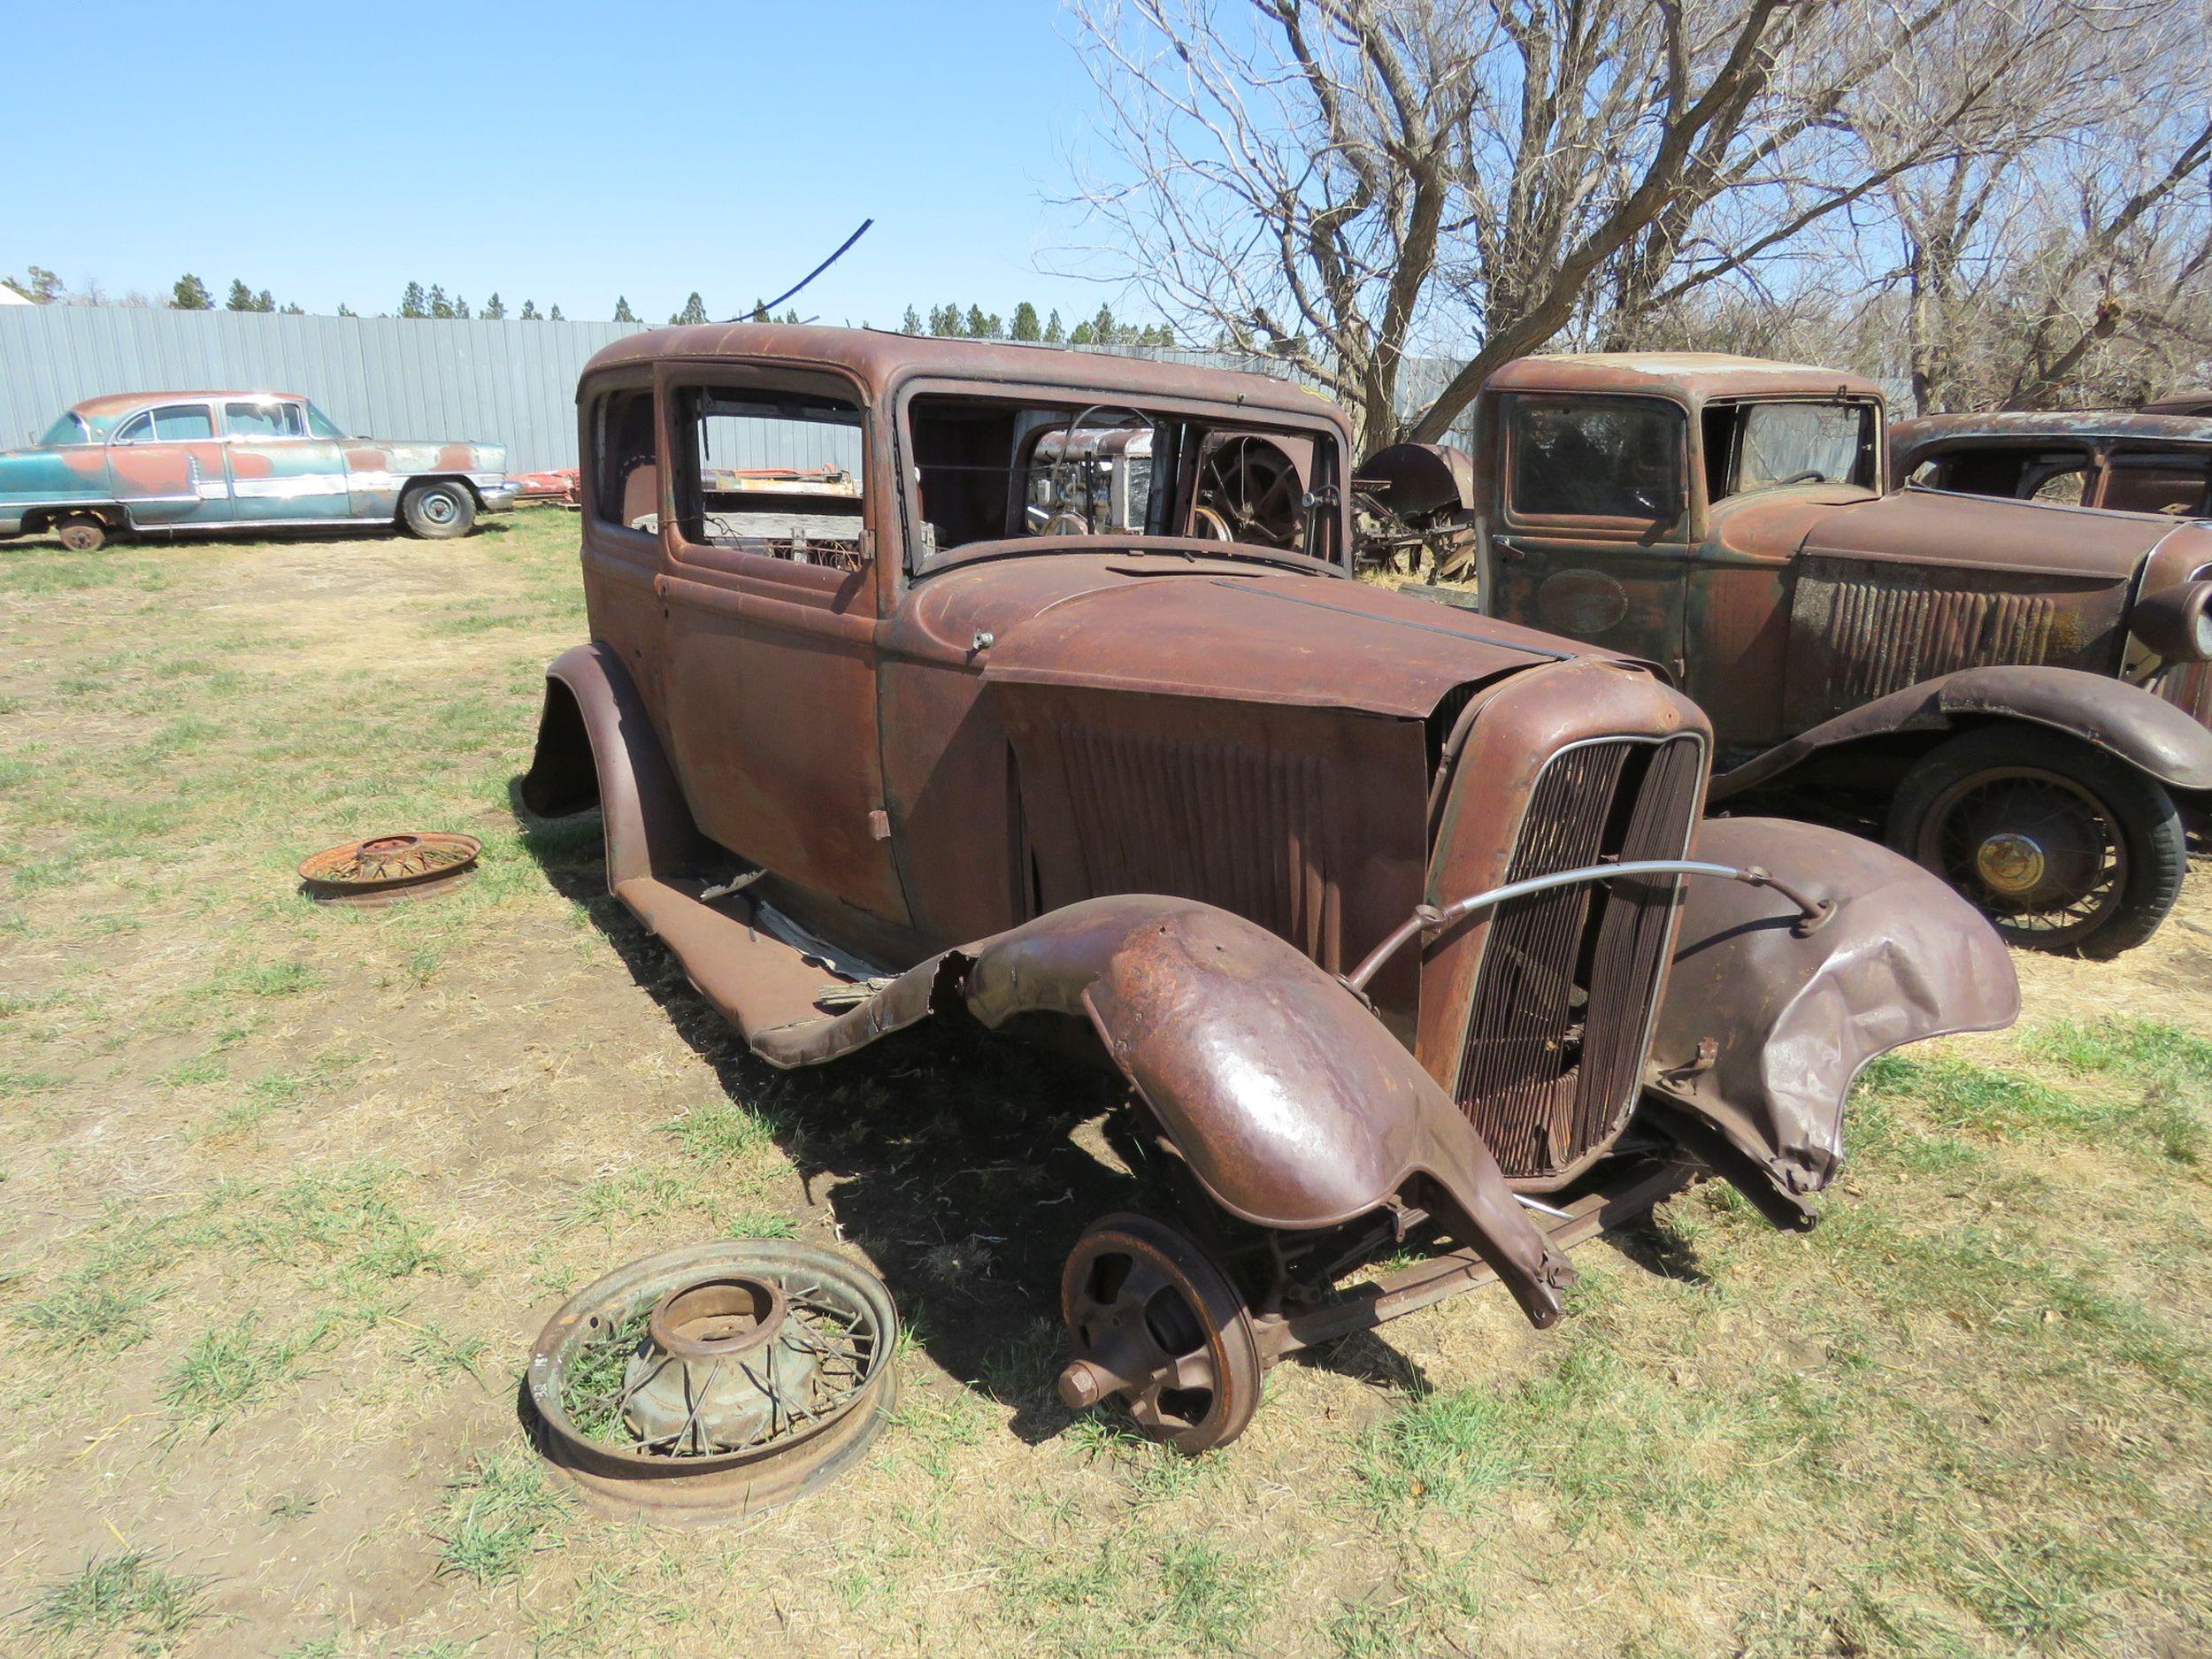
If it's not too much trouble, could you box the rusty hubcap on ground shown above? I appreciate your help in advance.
[527,1240,897,1525]
[297,832,482,906]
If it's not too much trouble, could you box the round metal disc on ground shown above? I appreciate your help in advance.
[297,832,481,906]
[526,1240,898,1525]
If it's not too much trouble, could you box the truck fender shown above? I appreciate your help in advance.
[1641,817,2018,1217]
[519,641,716,887]
[1711,664,2212,801]
[752,895,1577,1329]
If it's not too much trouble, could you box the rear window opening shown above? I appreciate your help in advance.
[672,387,865,570]
[903,393,1337,569]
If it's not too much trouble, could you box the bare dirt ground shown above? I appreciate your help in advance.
[1,514,2208,1658]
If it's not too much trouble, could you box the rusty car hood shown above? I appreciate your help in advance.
[949,557,1637,718]
[1796,488,2173,580]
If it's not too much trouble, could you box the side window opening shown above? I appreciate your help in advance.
[591,388,659,534]
[150,405,214,442]
[1509,397,1683,523]
[1701,401,1877,503]
[672,386,866,570]
[2102,459,2208,517]
[2028,464,2089,506]
[226,401,304,439]
[115,411,155,444]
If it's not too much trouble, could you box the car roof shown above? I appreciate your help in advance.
[1891,410,2212,452]
[1482,350,1883,406]
[580,323,1338,424]
[70,390,305,418]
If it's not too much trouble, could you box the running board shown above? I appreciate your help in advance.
[612,875,864,1043]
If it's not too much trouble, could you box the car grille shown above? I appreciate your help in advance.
[1453,733,1704,1181]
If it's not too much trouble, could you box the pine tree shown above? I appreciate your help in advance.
[549,304,565,321]
[780,308,800,324]
[482,293,506,320]
[171,273,213,311]
[400,282,428,319]
[1043,309,1065,345]
[672,293,708,325]
[900,305,923,335]
[279,303,304,315]
[612,296,637,323]
[1070,320,1095,346]
[1090,304,1118,345]
[336,303,357,318]
[455,296,471,319]
[427,286,453,319]
[225,279,257,312]
[1010,302,1041,342]
[520,300,541,320]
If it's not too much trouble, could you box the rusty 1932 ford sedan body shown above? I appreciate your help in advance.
[523,326,2016,1450]
[0,390,516,550]
[1426,353,2212,957]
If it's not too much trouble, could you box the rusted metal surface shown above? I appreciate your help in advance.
[0,389,515,541]
[1454,349,2212,953]
[527,1241,895,1525]
[526,326,2020,1449]
[297,832,480,906]
[2141,389,2212,417]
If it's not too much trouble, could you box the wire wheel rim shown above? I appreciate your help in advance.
[1917,763,2125,945]
[1061,1215,1260,1453]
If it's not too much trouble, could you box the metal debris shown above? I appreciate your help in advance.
[297,832,481,906]
[526,1241,896,1525]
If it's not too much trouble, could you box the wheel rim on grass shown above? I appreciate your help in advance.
[526,1240,897,1525]
[1916,764,2124,948]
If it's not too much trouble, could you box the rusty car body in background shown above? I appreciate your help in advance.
[1415,351,2212,957]
[0,390,515,549]
[522,325,2016,1451]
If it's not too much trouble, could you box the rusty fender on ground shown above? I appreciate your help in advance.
[1711,664,2212,800]
[753,895,1576,1329]
[1641,816,2019,1221]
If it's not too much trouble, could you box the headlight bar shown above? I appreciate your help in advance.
[1343,858,1832,995]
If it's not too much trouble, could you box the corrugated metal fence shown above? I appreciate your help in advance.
[0,307,1466,474]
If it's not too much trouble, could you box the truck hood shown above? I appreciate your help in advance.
[961,557,1643,718]
[1796,488,2177,581]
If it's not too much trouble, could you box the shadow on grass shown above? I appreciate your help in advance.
[510,792,1180,1446]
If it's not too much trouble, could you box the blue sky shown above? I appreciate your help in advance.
[6,1,1145,328]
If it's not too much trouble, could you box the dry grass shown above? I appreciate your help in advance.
[1,514,2208,1657]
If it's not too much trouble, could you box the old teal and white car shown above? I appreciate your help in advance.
[0,390,517,550]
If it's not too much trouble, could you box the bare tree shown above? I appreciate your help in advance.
[1066,0,2201,447]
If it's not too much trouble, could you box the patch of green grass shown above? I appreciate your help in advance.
[2019,1016,2211,1164]
[559,1310,650,1444]
[232,1164,446,1286]
[434,1447,568,1584]
[1356,1386,1523,1515]
[1150,1536,1264,1655]
[659,1098,780,1164]
[163,1315,327,1426]
[399,1320,488,1381]
[14,1211,184,1351]
[28,1550,210,1655]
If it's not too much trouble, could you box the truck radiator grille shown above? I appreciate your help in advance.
[1454,734,1703,1180]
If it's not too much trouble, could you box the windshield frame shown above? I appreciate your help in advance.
[37,411,92,447]
[890,373,1353,583]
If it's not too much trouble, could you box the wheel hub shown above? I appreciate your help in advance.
[1973,830,2047,897]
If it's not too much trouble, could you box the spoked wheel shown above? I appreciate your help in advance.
[1056,1213,1263,1454]
[1196,435,1303,547]
[1888,726,2186,958]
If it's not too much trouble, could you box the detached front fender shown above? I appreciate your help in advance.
[1642,817,2018,1218]
[753,895,1576,1328]
[1710,664,2212,801]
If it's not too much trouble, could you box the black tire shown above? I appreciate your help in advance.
[400,480,477,540]
[1886,724,2185,958]
[56,513,108,553]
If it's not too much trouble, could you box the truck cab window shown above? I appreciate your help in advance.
[591,389,659,534]
[672,387,865,570]
[1509,399,1682,522]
